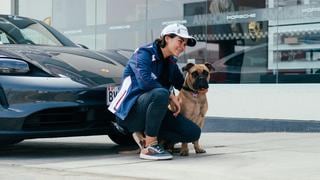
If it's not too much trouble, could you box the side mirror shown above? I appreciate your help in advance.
[0,58,30,74]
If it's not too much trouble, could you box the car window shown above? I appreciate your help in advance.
[211,44,270,83]
[224,45,267,68]
[225,53,244,67]
[0,17,62,46]
[244,46,267,67]
[20,23,62,46]
[0,30,11,44]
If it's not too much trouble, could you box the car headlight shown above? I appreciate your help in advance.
[0,58,30,74]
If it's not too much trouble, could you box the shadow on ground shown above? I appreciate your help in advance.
[0,140,138,159]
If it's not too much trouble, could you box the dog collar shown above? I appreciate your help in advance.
[182,86,198,97]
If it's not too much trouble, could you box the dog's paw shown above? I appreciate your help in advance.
[170,147,181,154]
[195,148,206,154]
[180,149,189,156]
[161,141,178,154]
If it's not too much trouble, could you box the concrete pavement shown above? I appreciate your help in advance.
[0,133,319,180]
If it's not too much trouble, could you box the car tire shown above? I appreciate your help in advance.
[108,121,136,146]
[108,133,136,146]
[0,138,24,146]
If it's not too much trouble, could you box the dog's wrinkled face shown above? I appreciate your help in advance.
[182,63,213,91]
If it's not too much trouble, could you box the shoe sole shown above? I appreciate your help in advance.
[140,153,173,160]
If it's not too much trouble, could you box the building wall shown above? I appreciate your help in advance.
[206,84,320,120]
[18,0,52,21]
[0,0,12,14]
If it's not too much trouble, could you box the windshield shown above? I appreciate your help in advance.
[0,16,62,46]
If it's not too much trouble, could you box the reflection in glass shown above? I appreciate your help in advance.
[15,0,320,83]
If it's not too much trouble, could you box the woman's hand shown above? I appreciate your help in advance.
[169,94,181,117]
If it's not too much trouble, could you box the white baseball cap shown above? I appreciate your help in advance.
[160,23,196,47]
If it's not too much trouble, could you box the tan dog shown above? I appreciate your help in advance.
[178,62,212,156]
[132,63,212,155]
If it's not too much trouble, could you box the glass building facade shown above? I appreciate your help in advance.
[17,0,320,84]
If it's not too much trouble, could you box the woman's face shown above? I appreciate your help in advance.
[165,36,187,57]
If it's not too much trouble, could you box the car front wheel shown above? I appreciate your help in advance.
[107,121,135,146]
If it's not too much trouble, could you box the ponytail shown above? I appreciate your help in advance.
[156,34,177,48]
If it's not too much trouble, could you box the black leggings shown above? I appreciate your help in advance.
[118,88,201,143]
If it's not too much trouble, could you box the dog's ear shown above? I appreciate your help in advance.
[205,62,214,71]
[182,63,195,72]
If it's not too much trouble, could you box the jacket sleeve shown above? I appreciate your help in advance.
[129,48,163,91]
[171,63,184,90]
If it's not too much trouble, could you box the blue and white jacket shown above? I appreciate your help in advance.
[111,40,184,120]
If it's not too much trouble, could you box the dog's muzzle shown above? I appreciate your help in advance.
[193,76,209,90]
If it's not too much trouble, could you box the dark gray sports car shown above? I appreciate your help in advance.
[0,15,134,146]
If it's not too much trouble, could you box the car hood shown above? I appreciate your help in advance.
[0,45,124,87]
